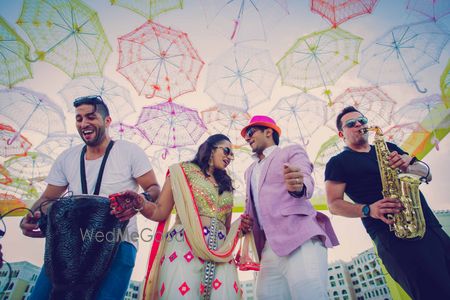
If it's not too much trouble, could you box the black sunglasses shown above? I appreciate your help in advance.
[73,95,105,107]
[245,127,259,138]
[214,146,234,157]
[344,117,368,128]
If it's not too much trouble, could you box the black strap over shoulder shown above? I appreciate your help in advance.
[80,140,115,195]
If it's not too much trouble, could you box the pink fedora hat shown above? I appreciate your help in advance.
[241,115,281,138]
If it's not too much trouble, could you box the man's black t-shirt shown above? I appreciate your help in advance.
[325,142,440,238]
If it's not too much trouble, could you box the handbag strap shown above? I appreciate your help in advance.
[80,140,115,195]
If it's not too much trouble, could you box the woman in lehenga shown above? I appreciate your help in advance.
[121,134,252,299]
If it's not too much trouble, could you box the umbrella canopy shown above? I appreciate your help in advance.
[36,133,82,159]
[199,0,289,42]
[109,122,151,151]
[3,152,54,182]
[135,100,207,148]
[270,93,328,147]
[0,124,32,157]
[201,105,251,147]
[117,21,204,101]
[59,76,136,121]
[0,164,12,185]
[406,0,450,22]
[0,87,66,144]
[441,59,449,108]
[359,21,449,93]
[0,193,27,217]
[110,0,183,20]
[328,86,397,130]
[276,27,362,105]
[311,0,379,28]
[385,122,431,157]
[0,16,32,88]
[205,45,278,112]
[17,0,112,78]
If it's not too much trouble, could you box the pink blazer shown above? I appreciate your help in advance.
[244,145,339,257]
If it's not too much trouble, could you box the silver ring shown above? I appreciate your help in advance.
[296,178,300,183]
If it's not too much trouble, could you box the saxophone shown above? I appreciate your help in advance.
[363,126,426,239]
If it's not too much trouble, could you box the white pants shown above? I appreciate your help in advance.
[255,237,328,300]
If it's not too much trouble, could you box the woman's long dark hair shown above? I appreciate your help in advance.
[191,134,234,195]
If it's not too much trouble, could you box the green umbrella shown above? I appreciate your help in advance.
[17,0,112,78]
[110,0,183,20]
[0,16,32,87]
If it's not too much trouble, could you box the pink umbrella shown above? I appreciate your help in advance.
[117,21,204,101]
[135,100,207,149]
[0,123,32,157]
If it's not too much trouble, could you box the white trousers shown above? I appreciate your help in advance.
[255,237,328,300]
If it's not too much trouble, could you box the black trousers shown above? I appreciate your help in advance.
[374,226,450,300]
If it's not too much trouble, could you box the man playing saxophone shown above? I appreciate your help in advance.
[325,106,450,300]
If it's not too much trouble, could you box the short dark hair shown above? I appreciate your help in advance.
[251,126,280,145]
[336,106,363,131]
[73,95,110,119]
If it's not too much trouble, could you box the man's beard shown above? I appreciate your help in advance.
[81,127,106,146]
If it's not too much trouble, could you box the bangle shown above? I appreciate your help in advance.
[409,156,418,165]
[134,203,144,212]
[141,192,155,203]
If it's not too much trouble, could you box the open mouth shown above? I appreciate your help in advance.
[82,128,95,140]
[223,159,230,167]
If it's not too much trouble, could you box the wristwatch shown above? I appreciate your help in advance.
[362,204,371,218]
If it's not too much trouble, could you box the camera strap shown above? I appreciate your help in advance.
[80,140,115,195]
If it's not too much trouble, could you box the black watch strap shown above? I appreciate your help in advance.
[141,191,155,203]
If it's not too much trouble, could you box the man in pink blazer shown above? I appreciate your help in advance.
[241,115,339,300]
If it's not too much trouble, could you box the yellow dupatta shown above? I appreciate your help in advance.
[142,163,242,299]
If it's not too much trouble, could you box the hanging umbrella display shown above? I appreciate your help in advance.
[205,45,278,112]
[36,133,82,159]
[393,94,449,150]
[135,100,207,149]
[359,21,449,93]
[110,0,183,20]
[59,76,136,121]
[441,59,449,108]
[328,86,396,130]
[0,87,66,144]
[311,0,379,28]
[3,152,54,182]
[0,193,27,217]
[0,176,46,216]
[314,134,345,171]
[384,122,431,157]
[406,0,450,22]
[117,21,204,101]
[201,105,251,147]
[0,165,12,185]
[0,123,32,157]
[109,122,151,152]
[277,27,362,105]
[17,0,112,78]
[0,16,32,88]
[270,93,328,147]
[199,0,289,42]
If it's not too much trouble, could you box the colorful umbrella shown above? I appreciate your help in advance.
[3,152,54,182]
[328,86,396,130]
[0,124,32,157]
[0,16,32,88]
[311,0,379,28]
[270,93,328,147]
[117,21,204,101]
[36,133,82,159]
[59,76,136,121]
[0,165,12,185]
[384,122,431,157]
[110,0,183,20]
[201,105,251,148]
[277,28,362,105]
[0,87,66,144]
[359,21,449,93]
[199,0,289,42]
[135,100,207,149]
[0,193,28,217]
[205,45,278,112]
[109,122,151,151]
[406,0,450,22]
[17,0,112,78]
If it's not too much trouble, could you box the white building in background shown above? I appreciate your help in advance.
[240,279,255,300]
[124,280,142,300]
[0,261,40,300]
[435,210,450,236]
[328,248,392,300]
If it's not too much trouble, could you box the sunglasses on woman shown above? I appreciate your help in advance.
[214,146,234,158]
[344,116,368,128]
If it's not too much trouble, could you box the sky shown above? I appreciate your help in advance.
[0,0,449,282]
